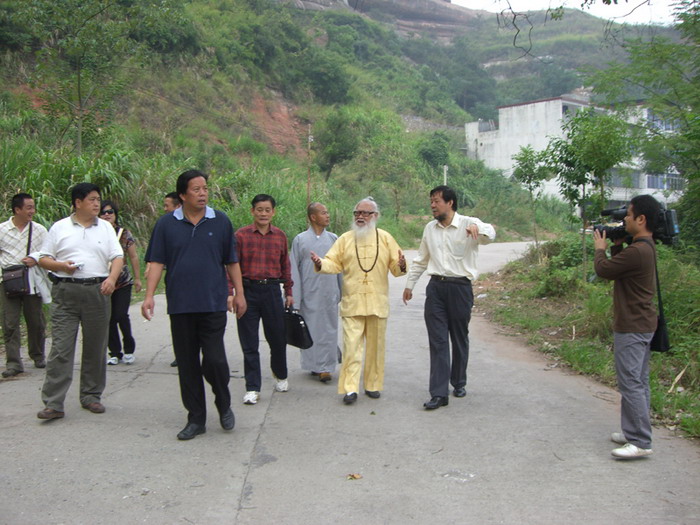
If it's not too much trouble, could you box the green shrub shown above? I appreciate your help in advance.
[531,266,581,297]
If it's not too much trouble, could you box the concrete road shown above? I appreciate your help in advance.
[1,242,699,524]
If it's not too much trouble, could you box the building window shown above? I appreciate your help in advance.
[647,174,684,191]
[610,170,641,189]
[647,110,679,132]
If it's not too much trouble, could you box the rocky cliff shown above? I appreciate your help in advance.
[281,0,490,41]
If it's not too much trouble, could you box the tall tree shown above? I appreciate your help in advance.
[10,0,181,154]
[546,107,633,279]
[418,132,450,173]
[314,107,361,180]
[588,0,700,251]
[512,145,551,253]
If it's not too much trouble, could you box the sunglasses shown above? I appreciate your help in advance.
[353,210,375,217]
[100,209,115,215]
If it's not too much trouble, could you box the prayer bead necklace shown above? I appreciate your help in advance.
[355,228,379,283]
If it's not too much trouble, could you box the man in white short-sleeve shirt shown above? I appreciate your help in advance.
[36,183,123,420]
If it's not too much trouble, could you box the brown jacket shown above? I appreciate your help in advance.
[594,239,657,333]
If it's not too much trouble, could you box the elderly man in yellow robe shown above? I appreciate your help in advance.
[310,197,406,405]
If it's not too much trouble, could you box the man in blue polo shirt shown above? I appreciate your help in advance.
[142,170,246,441]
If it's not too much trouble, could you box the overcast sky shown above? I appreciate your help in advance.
[453,0,678,26]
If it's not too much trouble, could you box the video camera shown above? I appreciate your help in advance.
[594,205,680,245]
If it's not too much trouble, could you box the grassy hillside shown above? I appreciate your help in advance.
[0,0,637,246]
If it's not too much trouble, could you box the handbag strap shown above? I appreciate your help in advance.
[636,237,664,320]
[26,221,33,257]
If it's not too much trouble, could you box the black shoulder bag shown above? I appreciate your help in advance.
[2,222,33,297]
[639,238,671,353]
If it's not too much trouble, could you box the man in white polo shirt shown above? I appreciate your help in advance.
[37,183,124,420]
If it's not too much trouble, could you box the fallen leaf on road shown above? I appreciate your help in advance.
[347,473,363,480]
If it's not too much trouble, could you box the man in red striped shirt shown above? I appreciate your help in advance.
[235,194,293,405]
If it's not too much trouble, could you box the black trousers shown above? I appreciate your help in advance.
[236,283,287,392]
[169,312,230,425]
[108,285,135,358]
[424,278,474,397]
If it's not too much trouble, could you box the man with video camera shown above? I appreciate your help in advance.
[593,194,661,460]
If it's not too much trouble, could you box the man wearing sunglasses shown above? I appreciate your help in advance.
[311,197,406,405]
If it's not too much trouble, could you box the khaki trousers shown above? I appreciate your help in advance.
[338,315,387,394]
[41,282,110,411]
[0,283,46,372]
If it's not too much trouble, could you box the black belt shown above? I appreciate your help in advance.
[51,275,106,285]
[431,275,470,284]
[243,278,284,285]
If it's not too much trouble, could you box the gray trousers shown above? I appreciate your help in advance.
[0,283,46,371]
[614,331,654,449]
[41,282,110,411]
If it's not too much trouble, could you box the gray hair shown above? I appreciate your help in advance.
[354,196,380,216]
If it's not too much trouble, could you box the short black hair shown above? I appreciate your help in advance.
[252,194,276,208]
[430,185,458,211]
[11,193,33,214]
[71,183,101,208]
[100,199,119,224]
[176,170,208,198]
[630,194,661,233]
[165,191,181,203]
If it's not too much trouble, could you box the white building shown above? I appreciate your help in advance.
[464,93,683,206]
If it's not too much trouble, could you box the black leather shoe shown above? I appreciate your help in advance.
[343,392,358,405]
[423,396,449,410]
[365,390,380,399]
[170,359,178,367]
[453,387,467,398]
[177,423,206,440]
[2,369,21,378]
[220,408,235,431]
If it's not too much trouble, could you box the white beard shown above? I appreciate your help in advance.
[351,218,377,242]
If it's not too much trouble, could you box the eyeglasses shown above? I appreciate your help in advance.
[353,210,376,217]
[100,209,115,215]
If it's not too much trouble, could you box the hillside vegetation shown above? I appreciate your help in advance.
[0,0,581,245]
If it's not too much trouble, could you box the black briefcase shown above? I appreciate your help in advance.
[284,308,313,349]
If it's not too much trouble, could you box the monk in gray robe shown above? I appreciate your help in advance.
[290,202,341,382]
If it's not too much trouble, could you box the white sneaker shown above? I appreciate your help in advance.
[273,377,289,392]
[107,357,119,365]
[122,354,135,365]
[611,443,653,459]
[611,432,627,445]
[243,391,259,405]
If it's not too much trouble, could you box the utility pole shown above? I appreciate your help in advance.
[307,124,313,207]
[443,164,448,185]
